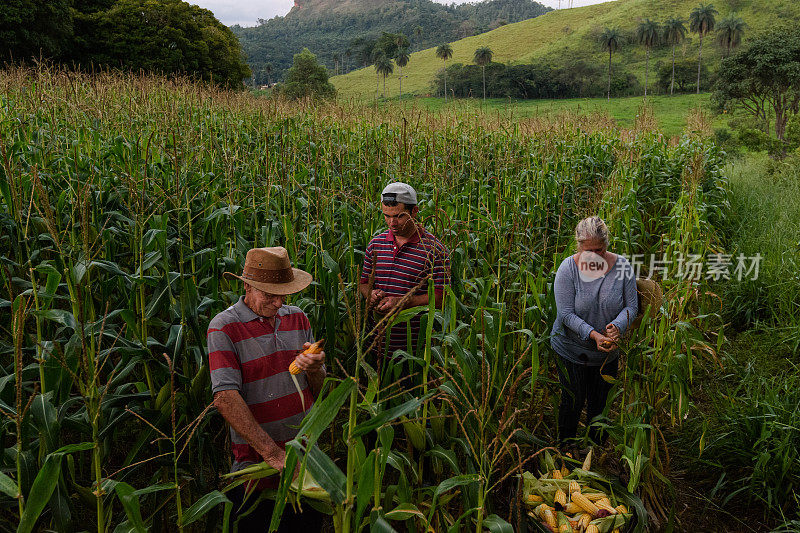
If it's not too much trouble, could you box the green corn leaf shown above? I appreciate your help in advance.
[179,490,231,527]
[483,514,513,533]
[0,472,18,499]
[113,482,147,533]
[17,455,62,533]
[384,503,425,521]
[354,450,376,528]
[352,395,428,437]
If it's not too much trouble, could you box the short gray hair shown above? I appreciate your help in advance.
[575,216,609,246]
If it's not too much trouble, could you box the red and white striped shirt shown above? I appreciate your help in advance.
[361,226,450,356]
[208,297,315,485]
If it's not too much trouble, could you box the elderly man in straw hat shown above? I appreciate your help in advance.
[208,246,325,530]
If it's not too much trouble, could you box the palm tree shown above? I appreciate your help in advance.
[599,28,622,101]
[716,14,747,58]
[636,19,661,97]
[436,44,453,102]
[372,49,385,99]
[663,17,687,96]
[396,47,410,99]
[689,3,719,94]
[473,46,493,102]
[375,55,394,99]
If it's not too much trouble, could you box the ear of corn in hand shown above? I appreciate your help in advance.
[289,339,325,374]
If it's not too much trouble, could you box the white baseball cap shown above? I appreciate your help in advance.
[381,182,418,205]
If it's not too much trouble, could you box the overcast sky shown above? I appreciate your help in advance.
[192,0,611,27]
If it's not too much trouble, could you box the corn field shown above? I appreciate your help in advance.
[0,66,728,532]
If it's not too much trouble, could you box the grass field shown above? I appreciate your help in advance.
[381,93,720,138]
[331,0,800,99]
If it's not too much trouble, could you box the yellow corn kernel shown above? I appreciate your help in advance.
[585,525,600,533]
[543,509,557,529]
[583,492,607,501]
[551,469,563,480]
[577,513,592,529]
[527,494,543,503]
[569,480,581,494]
[557,511,574,533]
[554,489,567,506]
[571,492,599,516]
[615,504,628,514]
[561,466,571,478]
[535,504,554,518]
[595,499,617,514]
[289,339,324,374]
[564,502,582,514]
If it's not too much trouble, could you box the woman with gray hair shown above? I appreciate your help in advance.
[550,216,638,449]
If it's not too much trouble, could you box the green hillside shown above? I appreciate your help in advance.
[332,0,800,99]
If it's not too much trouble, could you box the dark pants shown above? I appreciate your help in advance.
[557,356,618,445]
[228,484,325,533]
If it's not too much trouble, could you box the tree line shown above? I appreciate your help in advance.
[1,0,250,87]
[363,3,748,102]
[233,0,551,85]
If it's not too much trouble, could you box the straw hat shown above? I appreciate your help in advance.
[223,247,312,296]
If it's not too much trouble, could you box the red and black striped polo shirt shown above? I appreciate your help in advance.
[360,226,450,356]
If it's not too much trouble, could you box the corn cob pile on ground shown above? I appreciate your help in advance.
[522,451,639,533]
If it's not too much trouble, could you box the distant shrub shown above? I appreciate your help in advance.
[432,60,639,99]
[657,58,710,94]
[277,48,336,100]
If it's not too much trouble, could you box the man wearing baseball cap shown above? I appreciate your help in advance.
[208,246,325,530]
[359,182,450,365]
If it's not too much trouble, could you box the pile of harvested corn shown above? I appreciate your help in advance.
[522,451,645,533]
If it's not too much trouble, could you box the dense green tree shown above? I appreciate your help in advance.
[281,47,336,99]
[0,0,73,61]
[663,16,687,95]
[396,47,410,98]
[713,27,800,141]
[374,32,409,61]
[716,14,747,58]
[473,46,493,101]
[436,44,454,101]
[657,58,708,93]
[689,3,719,93]
[599,27,622,100]
[636,19,661,97]
[77,0,250,87]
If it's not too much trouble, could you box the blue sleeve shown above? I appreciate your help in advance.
[553,259,595,341]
